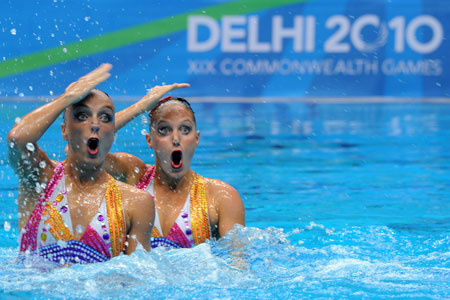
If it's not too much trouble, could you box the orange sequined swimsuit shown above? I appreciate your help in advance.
[136,166,211,248]
[19,162,126,264]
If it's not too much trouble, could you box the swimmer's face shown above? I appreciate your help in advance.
[146,102,199,179]
[62,90,115,167]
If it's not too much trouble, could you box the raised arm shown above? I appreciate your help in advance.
[7,63,112,180]
[115,83,189,131]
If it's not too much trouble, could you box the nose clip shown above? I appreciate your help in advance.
[91,124,100,133]
[172,138,180,146]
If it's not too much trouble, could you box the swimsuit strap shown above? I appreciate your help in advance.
[20,162,65,252]
[136,166,155,190]
[105,176,126,257]
[190,173,210,245]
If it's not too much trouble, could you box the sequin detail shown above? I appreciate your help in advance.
[136,166,155,190]
[20,162,126,264]
[143,169,210,248]
[190,174,210,245]
[80,226,111,259]
[152,223,191,248]
[151,237,181,249]
[105,177,125,257]
[39,240,108,265]
[20,162,64,252]
[43,201,73,241]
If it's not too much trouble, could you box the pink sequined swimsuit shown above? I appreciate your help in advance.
[137,166,212,249]
[19,162,126,265]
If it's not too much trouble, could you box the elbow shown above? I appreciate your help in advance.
[7,128,20,148]
[7,126,28,150]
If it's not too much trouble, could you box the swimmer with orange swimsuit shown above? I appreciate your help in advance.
[8,64,155,264]
[106,88,245,248]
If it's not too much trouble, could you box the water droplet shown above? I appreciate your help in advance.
[140,129,147,135]
[10,28,16,35]
[134,167,139,174]
[39,161,46,168]
[84,16,90,21]
[49,90,54,96]
[14,117,21,124]
[8,191,14,198]
[3,221,11,231]
[167,56,171,62]
[75,224,84,234]
[28,86,33,91]
[49,70,54,76]
[26,143,35,152]
[62,48,67,53]
[19,93,24,97]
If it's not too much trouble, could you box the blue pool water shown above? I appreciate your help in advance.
[0,100,450,299]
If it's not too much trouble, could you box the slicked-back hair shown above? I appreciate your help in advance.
[148,96,196,131]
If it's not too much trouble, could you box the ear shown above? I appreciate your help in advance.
[61,123,68,141]
[145,133,153,149]
[195,130,200,146]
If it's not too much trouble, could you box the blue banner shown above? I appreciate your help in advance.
[0,0,448,99]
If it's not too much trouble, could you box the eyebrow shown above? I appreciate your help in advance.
[72,104,114,112]
[157,118,193,124]
[100,106,114,112]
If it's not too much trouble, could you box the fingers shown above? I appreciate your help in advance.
[170,83,190,90]
[86,63,112,78]
[82,63,112,87]
[64,63,112,101]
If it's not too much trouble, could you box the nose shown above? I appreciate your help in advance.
[172,132,180,146]
[91,120,100,134]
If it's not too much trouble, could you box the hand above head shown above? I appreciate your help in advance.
[140,83,190,111]
[63,63,112,105]
[7,63,113,175]
[114,82,190,132]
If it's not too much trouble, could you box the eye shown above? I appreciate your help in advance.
[75,112,88,121]
[158,126,169,135]
[180,125,192,134]
[99,113,112,122]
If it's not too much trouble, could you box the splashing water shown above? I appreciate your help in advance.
[0,226,449,299]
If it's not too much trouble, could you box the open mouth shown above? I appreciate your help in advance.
[171,150,183,169]
[87,138,99,156]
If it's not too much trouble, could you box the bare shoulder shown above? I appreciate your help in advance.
[204,177,242,206]
[204,177,245,232]
[205,177,239,195]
